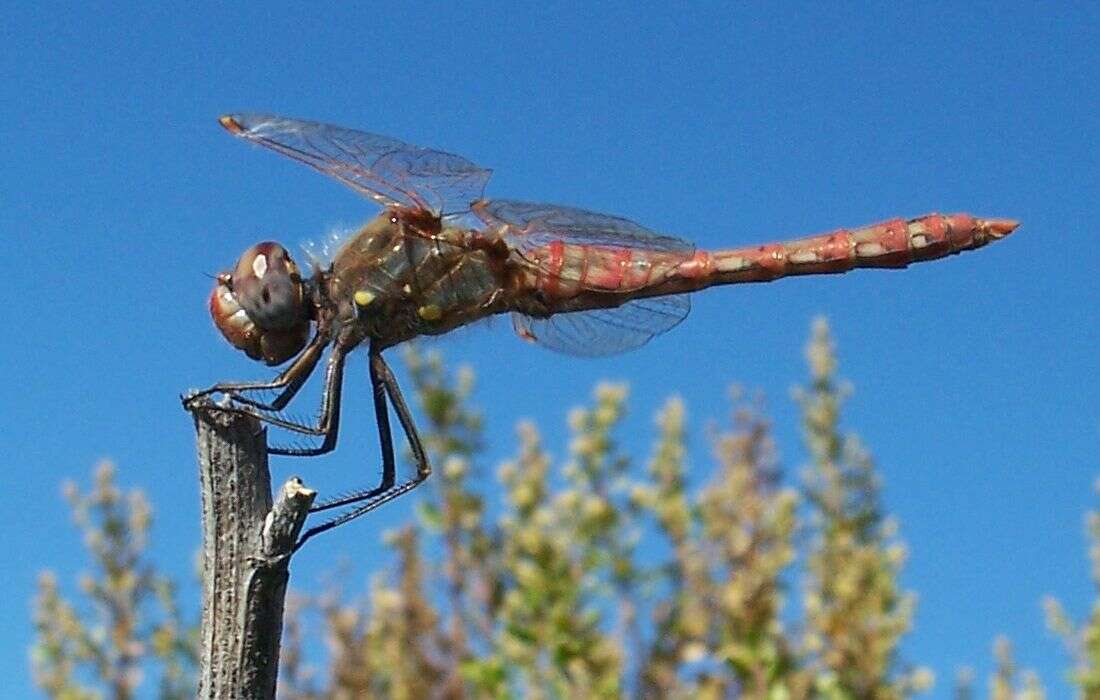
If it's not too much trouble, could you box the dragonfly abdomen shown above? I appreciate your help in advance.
[527,239,683,297]
[674,213,1017,290]
[513,213,1017,317]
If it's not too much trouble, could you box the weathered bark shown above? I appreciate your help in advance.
[190,401,315,699]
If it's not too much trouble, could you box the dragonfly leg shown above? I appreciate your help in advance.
[307,347,395,513]
[183,329,329,412]
[295,347,432,549]
[203,343,348,458]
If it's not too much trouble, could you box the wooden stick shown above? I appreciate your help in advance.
[189,401,315,699]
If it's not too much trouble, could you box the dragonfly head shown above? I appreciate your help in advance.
[209,241,311,366]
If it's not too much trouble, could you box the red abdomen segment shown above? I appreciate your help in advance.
[666,212,1017,292]
[523,213,1017,306]
[528,239,674,296]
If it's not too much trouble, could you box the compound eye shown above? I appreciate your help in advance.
[232,242,307,331]
[208,241,312,366]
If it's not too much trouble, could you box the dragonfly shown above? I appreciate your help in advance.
[186,113,1018,548]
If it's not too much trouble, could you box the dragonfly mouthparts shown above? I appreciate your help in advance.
[981,218,1020,238]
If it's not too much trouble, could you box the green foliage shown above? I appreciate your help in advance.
[277,323,926,698]
[988,637,1046,700]
[1044,478,1100,697]
[797,319,930,699]
[31,461,196,700]
[32,321,1093,698]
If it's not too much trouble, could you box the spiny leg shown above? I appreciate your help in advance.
[295,348,432,550]
[268,341,347,456]
[210,343,348,457]
[309,347,395,514]
[184,329,329,412]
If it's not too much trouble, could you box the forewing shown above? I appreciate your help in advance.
[221,114,492,215]
[512,294,690,357]
[476,199,694,253]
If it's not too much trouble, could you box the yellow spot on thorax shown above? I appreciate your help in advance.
[417,304,442,321]
[354,290,376,307]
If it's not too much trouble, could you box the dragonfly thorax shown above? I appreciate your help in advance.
[321,210,510,349]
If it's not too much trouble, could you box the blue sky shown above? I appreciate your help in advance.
[2,2,1097,696]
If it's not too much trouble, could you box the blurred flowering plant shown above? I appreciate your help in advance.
[36,321,1072,699]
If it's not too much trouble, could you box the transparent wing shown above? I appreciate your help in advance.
[221,113,492,215]
[475,199,694,254]
[474,199,697,296]
[512,294,690,357]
